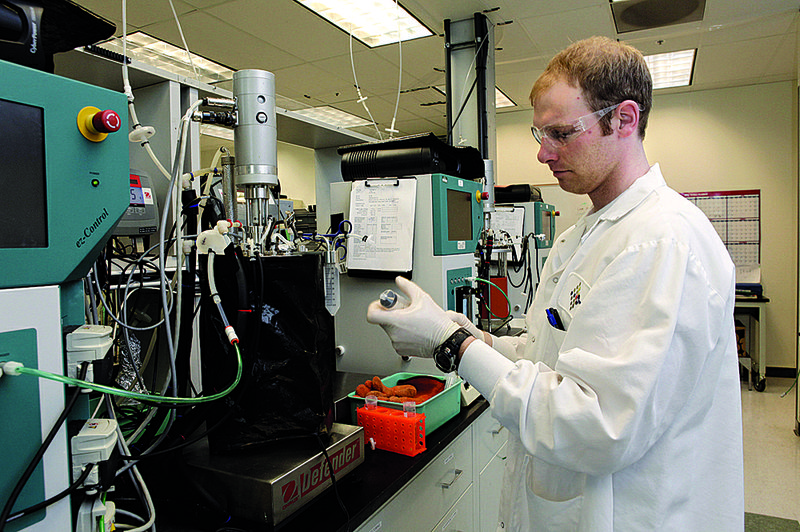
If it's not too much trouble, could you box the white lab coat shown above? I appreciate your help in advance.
[459,165,744,531]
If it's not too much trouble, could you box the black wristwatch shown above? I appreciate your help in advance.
[434,328,472,373]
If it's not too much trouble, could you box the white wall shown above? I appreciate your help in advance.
[496,81,798,369]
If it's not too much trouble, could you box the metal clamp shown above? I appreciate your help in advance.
[440,469,463,489]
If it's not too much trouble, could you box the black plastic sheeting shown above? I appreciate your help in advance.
[337,132,485,181]
[199,251,335,453]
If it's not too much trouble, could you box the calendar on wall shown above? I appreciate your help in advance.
[681,190,760,268]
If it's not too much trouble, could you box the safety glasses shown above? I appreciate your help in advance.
[531,103,621,149]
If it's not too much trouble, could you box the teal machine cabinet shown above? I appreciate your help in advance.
[430,174,483,312]
[0,58,128,531]
[431,174,483,255]
[533,201,557,249]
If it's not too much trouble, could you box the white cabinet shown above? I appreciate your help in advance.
[477,442,507,530]
[433,484,474,532]
[354,407,509,532]
[472,408,508,530]
[354,426,474,532]
[473,406,507,469]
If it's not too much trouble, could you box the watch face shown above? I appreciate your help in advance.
[435,347,457,373]
[435,328,470,373]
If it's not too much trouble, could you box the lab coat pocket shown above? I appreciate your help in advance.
[526,491,584,531]
[525,457,585,531]
[541,324,568,367]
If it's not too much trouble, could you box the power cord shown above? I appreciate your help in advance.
[0,363,90,531]
[4,464,95,525]
[315,433,351,532]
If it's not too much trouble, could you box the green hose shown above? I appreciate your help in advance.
[12,343,242,405]
[473,276,512,320]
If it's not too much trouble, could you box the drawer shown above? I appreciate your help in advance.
[478,441,506,532]
[354,427,474,532]
[473,409,508,472]
[432,483,473,532]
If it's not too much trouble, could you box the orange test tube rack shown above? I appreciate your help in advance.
[357,405,426,457]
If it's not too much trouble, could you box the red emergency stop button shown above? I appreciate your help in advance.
[92,109,121,133]
[77,106,122,142]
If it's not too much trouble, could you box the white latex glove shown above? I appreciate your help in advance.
[367,276,460,359]
[445,311,484,341]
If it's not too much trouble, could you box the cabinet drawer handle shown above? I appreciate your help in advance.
[440,469,463,489]
[490,424,504,435]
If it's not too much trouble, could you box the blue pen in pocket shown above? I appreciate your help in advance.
[546,307,566,331]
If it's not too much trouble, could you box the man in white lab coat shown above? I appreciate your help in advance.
[367,36,744,531]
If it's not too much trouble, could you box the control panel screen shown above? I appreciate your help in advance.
[0,99,47,248]
[542,211,552,242]
[447,188,473,241]
[129,175,146,206]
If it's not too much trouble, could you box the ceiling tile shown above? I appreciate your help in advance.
[183,0,236,7]
[101,0,196,30]
[701,11,797,46]
[371,35,446,86]
[271,62,353,105]
[399,0,492,33]
[762,32,797,79]
[693,35,786,86]
[399,87,448,119]
[516,5,616,54]
[143,11,303,71]
[494,21,544,63]
[206,0,354,62]
[703,0,799,25]
[334,98,393,124]
[496,69,539,110]
[70,0,124,27]
[313,51,413,98]
[625,34,702,56]
[499,0,605,20]
[394,115,446,137]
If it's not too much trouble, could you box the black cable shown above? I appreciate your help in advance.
[114,341,240,459]
[447,35,489,137]
[315,433,350,531]
[5,464,95,524]
[507,235,531,289]
[184,194,225,215]
[490,315,513,335]
[525,236,535,313]
[116,406,233,460]
[0,363,90,531]
[448,77,478,137]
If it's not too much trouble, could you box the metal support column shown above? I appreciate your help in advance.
[443,13,496,160]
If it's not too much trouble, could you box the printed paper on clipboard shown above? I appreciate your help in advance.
[490,206,525,260]
[347,178,416,272]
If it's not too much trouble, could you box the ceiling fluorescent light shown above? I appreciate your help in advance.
[496,87,515,109]
[295,0,433,48]
[200,124,234,141]
[293,106,373,128]
[644,49,696,89]
[97,32,235,84]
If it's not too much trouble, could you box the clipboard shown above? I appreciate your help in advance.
[346,177,416,276]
